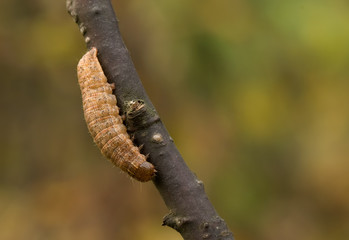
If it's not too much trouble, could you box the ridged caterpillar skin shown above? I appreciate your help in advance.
[77,47,155,182]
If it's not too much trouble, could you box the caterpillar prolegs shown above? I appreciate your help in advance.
[77,47,155,182]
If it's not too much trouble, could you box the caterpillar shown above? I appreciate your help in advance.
[77,47,155,182]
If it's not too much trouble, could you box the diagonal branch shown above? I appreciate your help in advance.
[67,0,234,239]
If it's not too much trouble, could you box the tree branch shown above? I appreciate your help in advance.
[67,0,234,239]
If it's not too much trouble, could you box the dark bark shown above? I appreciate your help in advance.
[66,0,234,239]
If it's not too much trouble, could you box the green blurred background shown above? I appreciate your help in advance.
[1,0,349,239]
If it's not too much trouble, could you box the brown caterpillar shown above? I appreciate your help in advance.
[77,47,155,182]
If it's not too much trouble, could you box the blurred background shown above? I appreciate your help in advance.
[1,0,349,239]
